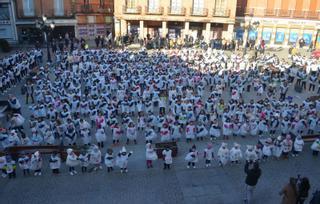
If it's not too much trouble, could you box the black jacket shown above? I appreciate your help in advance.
[244,162,261,186]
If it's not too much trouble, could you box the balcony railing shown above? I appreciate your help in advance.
[190,8,208,16]
[212,9,230,17]
[278,9,290,17]
[240,7,320,20]
[145,6,164,15]
[307,11,319,19]
[168,7,186,16]
[265,9,276,16]
[75,4,113,14]
[16,8,74,19]
[123,5,142,14]
[292,10,305,18]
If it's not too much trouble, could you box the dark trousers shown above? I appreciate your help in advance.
[187,162,195,167]
[163,163,171,169]
[309,83,315,91]
[26,93,34,104]
[23,169,30,175]
[8,171,16,178]
[52,169,59,174]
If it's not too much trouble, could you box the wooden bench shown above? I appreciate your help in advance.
[308,96,320,102]
[302,135,319,143]
[0,145,82,161]
[155,141,178,159]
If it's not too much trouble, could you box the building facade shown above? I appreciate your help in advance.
[0,0,18,43]
[14,0,76,43]
[236,0,320,48]
[75,0,114,39]
[114,0,237,42]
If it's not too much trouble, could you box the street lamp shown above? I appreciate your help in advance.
[35,15,55,63]
[242,19,260,56]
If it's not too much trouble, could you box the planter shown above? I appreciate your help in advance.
[155,141,178,159]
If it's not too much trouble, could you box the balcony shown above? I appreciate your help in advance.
[16,8,74,19]
[307,11,319,19]
[212,9,230,17]
[75,4,113,14]
[145,6,164,15]
[278,9,291,17]
[123,5,142,14]
[190,8,208,17]
[245,8,254,16]
[292,10,305,18]
[168,7,186,16]
[242,8,320,20]
[265,9,276,16]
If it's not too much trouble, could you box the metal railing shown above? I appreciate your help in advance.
[168,7,186,16]
[145,6,164,15]
[16,8,74,19]
[75,3,113,14]
[122,5,142,14]
[239,7,320,20]
[190,8,208,16]
[212,9,230,17]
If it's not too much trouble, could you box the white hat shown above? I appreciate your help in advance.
[266,138,273,144]
[221,143,227,148]
[67,148,73,155]
[234,143,240,148]
[246,145,253,150]
[31,128,37,133]
[34,151,40,157]
[120,146,127,153]
[277,136,282,141]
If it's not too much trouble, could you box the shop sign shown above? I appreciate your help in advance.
[77,25,88,37]
[235,27,244,40]
[262,28,272,42]
[248,30,257,40]
[275,30,285,43]
[88,24,95,37]
[289,30,299,43]
[303,33,312,45]
[96,24,106,36]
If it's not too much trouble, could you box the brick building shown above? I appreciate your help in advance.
[114,0,237,43]
[74,0,114,40]
[236,0,320,48]
[0,0,17,43]
[14,0,76,42]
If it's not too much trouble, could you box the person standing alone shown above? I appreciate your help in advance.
[243,161,262,204]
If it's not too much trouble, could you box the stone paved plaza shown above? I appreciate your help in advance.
[0,48,319,204]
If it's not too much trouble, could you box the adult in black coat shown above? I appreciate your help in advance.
[243,161,262,204]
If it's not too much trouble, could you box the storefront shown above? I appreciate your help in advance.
[236,17,320,47]
[167,21,183,39]
[0,1,17,43]
[76,24,112,39]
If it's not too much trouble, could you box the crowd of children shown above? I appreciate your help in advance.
[0,47,320,178]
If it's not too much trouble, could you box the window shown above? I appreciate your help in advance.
[126,0,137,9]
[23,0,35,16]
[193,0,204,14]
[148,0,159,12]
[100,0,105,8]
[214,0,227,15]
[171,0,181,13]
[0,3,10,20]
[54,0,64,16]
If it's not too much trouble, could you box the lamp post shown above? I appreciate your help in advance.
[36,15,55,63]
[241,20,260,56]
